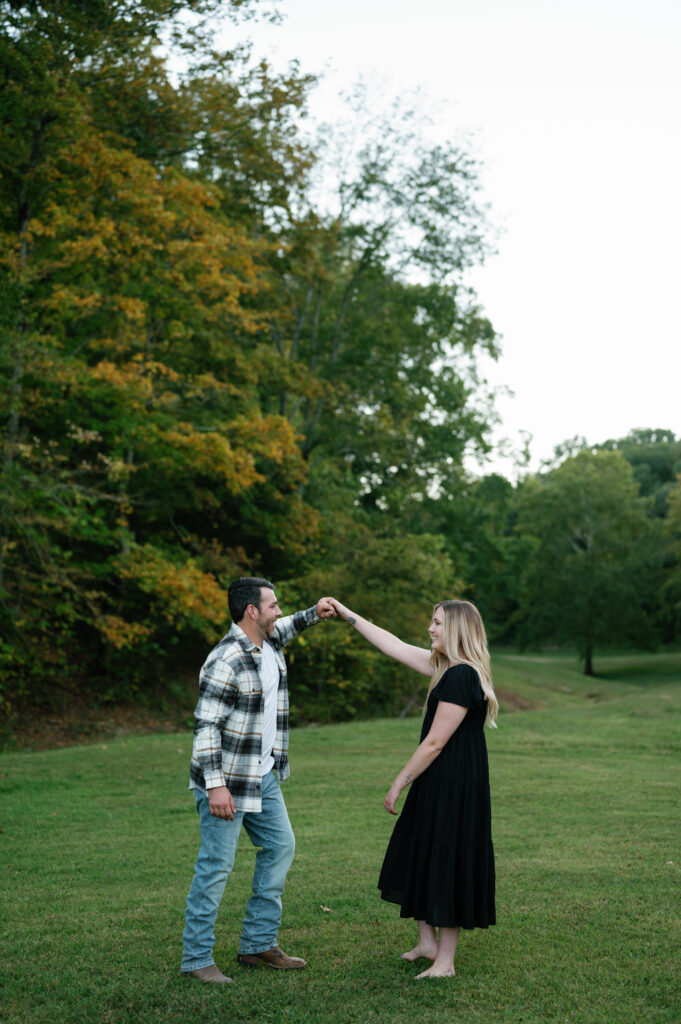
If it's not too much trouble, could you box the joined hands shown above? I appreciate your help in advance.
[316,596,337,619]
[316,596,353,621]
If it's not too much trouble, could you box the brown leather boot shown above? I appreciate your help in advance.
[237,945,307,970]
[182,964,233,983]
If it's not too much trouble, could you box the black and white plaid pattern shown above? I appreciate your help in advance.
[189,606,319,812]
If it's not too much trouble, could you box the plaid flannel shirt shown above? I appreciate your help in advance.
[188,605,320,812]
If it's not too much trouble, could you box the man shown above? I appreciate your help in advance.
[180,576,335,983]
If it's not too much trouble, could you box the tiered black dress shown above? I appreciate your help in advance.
[378,664,495,929]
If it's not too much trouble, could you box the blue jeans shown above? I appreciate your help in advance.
[180,770,295,971]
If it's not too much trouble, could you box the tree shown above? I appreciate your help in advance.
[547,429,681,518]
[0,1,503,727]
[514,451,657,674]
[594,429,681,516]
[256,97,499,516]
[0,0,320,712]
[410,473,520,642]
[662,474,681,638]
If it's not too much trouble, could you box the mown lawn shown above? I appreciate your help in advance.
[1,651,680,1023]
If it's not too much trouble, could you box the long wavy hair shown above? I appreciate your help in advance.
[426,600,498,727]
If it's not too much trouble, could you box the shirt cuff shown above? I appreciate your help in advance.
[203,770,226,789]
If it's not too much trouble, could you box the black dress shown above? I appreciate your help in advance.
[378,664,495,929]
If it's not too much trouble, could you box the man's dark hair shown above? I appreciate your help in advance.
[228,577,274,624]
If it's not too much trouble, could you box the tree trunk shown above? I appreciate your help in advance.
[584,643,595,676]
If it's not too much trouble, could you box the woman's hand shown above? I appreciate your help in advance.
[327,597,352,621]
[382,704,468,816]
[384,782,402,815]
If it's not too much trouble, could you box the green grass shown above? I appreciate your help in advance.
[2,650,680,1023]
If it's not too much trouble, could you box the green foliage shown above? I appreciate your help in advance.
[400,472,519,642]
[539,430,681,644]
[284,526,460,722]
[0,0,501,722]
[595,428,681,516]
[514,450,658,673]
[3,2,678,726]
[662,474,681,636]
[260,99,499,513]
[0,0,318,708]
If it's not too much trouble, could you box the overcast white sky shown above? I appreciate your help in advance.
[222,0,681,475]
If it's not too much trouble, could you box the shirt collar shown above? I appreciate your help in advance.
[228,620,266,654]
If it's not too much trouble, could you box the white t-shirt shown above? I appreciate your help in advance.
[259,641,280,776]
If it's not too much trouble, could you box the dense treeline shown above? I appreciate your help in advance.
[1,2,680,730]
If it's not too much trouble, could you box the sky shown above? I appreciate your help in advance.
[219,0,681,475]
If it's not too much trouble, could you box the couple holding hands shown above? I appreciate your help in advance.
[180,577,497,984]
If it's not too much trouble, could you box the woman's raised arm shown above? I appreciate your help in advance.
[328,598,432,676]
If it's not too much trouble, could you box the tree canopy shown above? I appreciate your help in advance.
[513,450,658,674]
[0,0,505,721]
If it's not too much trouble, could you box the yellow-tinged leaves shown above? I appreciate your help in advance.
[115,296,147,324]
[152,414,308,494]
[99,616,153,650]
[163,425,264,491]
[24,129,269,348]
[90,360,153,398]
[115,546,227,639]
[1,4,389,720]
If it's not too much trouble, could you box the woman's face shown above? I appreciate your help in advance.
[428,607,446,655]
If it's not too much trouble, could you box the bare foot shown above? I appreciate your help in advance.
[415,963,456,979]
[400,943,437,962]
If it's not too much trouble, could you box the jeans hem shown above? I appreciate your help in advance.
[238,943,276,956]
[180,958,215,973]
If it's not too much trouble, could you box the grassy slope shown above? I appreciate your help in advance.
[1,651,680,1024]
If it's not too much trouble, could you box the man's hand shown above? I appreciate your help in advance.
[208,785,236,820]
[316,596,337,619]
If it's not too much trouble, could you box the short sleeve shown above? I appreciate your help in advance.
[434,664,483,708]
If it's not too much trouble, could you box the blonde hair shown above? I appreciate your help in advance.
[425,600,498,727]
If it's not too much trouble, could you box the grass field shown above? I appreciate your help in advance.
[2,650,680,1023]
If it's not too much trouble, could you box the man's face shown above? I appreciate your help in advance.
[254,588,282,641]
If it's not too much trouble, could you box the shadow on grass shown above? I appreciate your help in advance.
[595,651,681,685]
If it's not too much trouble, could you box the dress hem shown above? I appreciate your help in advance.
[379,888,495,931]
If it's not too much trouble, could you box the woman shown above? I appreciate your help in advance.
[329,597,498,980]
